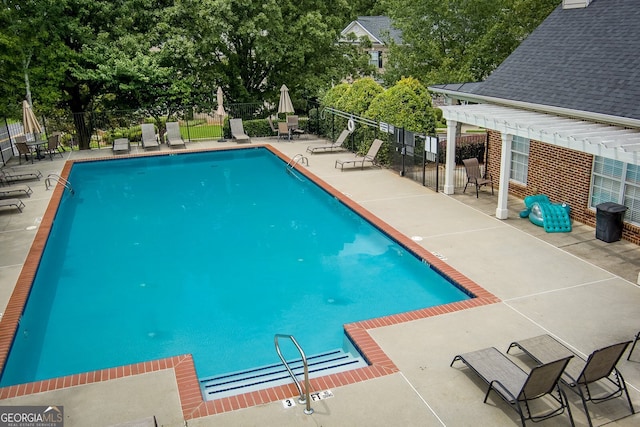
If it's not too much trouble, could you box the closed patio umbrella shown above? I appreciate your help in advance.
[22,100,42,138]
[216,86,225,117]
[278,84,294,115]
[215,87,226,142]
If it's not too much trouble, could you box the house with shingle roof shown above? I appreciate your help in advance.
[429,0,640,244]
[341,16,402,74]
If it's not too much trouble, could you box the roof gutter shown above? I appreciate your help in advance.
[429,86,640,129]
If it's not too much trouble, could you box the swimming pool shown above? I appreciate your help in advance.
[0,147,471,387]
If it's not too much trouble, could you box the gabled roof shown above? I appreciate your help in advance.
[469,0,640,122]
[341,16,402,45]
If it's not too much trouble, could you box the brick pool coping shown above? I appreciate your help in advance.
[0,145,499,420]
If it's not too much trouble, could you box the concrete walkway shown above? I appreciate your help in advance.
[1,136,639,426]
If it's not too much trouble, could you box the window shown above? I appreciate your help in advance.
[369,51,382,69]
[510,135,530,184]
[590,157,640,224]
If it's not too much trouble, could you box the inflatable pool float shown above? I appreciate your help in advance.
[520,194,571,233]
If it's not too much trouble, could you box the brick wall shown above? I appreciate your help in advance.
[487,130,640,245]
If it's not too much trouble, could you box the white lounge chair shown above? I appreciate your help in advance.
[229,119,251,144]
[165,122,186,148]
[335,139,384,171]
[141,124,159,149]
[307,129,350,154]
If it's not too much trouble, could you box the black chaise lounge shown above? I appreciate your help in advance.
[451,346,574,426]
[508,334,634,427]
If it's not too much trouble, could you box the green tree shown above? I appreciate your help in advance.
[383,0,559,86]
[352,0,388,16]
[365,77,435,133]
[1,0,367,147]
[322,83,352,110]
[185,0,366,106]
[341,77,383,115]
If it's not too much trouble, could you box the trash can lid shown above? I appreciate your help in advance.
[596,202,628,213]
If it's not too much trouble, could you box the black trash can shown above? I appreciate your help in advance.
[595,202,628,242]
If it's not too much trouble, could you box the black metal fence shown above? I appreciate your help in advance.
[2,102,488,190]
[306,103,488,192]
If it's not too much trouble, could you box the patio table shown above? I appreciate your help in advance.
[26,140,47,160]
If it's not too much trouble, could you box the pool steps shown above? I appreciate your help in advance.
[200,349,367,400]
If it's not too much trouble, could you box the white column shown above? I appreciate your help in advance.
[443,120,458,194]
[496,133,512,219]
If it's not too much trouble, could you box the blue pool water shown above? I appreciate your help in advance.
[0,148,470,386]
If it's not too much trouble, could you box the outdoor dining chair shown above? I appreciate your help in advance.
[463,157,493,198]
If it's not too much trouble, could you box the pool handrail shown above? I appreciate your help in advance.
[45,173,75,195]
[274,333,313,415]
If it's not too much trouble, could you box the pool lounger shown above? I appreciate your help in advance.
[451,346,574,426]
[0,198,25,212]
[1,169,43,183]
[0,184,32,198]
[113,138,131,154]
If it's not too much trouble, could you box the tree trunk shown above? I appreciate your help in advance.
[68,86,92,150]
[72,112,91,150]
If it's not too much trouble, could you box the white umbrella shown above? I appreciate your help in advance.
[215,87,227,142]
[278,84,294,115]
[216,87,225,116]
[22,100,42,138]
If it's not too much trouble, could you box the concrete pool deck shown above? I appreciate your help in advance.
[1,136,640,426]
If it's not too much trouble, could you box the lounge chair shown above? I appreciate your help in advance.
[0,198,25,213]
[113,138,130,154]
[508,334,634,426]
[628,331,640,361]
[165,122,186,148]
[0,169,43,183]
[463,157,493,198]
[307,129,350,154]
[229,118,251,144]
[451,346,574,426]
[335,139,384,171]
[287,115,304,138]
[0,184,32,198]
[277,121,290,141]
[141,124,160,149]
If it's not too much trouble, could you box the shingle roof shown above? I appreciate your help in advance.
[355,16,403,45]
[471,0,640,121]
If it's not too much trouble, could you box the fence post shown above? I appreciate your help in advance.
[2,117,11,165]
[400,127,405,177]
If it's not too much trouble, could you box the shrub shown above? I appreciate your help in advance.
[341,77,383,116]
[322,83,351,110]
[365,77,436,134]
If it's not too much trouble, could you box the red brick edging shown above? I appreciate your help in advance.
[0,145,499,419]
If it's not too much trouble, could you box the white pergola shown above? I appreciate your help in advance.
[439,103,640,219]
